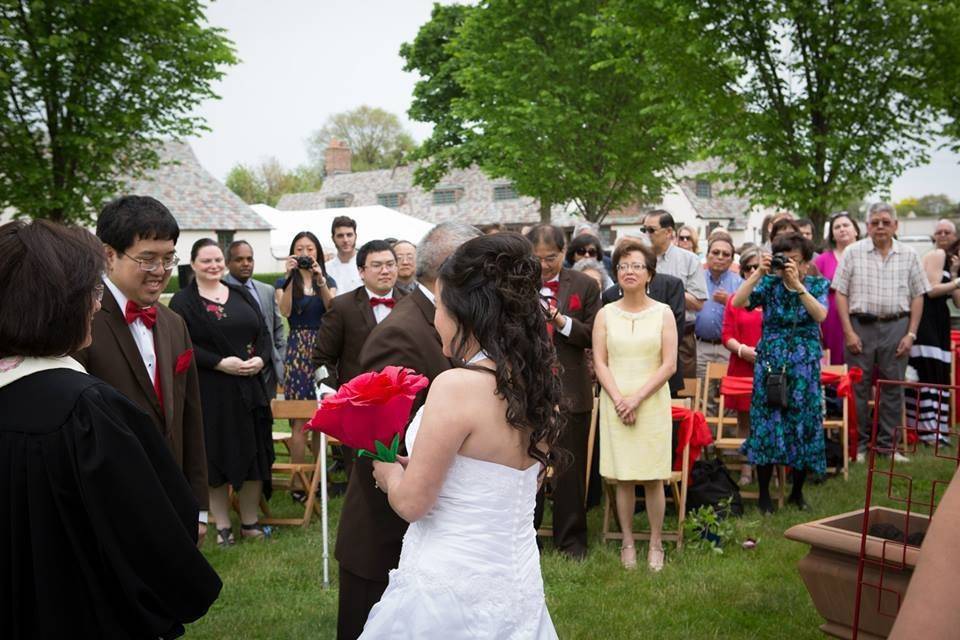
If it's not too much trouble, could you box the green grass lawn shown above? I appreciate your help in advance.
[186,440,956,639]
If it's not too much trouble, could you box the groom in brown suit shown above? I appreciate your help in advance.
[334,223,479,640]
[74,195,208,545]
[528,224,602,560]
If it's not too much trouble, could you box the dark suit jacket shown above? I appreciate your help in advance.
[552,268,602,414]
[335,286,452,582]
[603,272,685,395]
[309,286,406,391]
[74,287,209,509]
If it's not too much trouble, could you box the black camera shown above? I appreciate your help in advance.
[296,256,314,270]
[770,253,789,270]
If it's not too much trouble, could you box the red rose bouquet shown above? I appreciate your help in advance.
[304,366,429,462]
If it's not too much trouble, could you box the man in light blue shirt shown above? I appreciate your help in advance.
[695,234,742,380]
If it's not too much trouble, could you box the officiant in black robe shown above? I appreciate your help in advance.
[0,219,221,639]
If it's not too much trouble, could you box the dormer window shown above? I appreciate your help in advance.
[493,184,518,201]
[695,180,712,199]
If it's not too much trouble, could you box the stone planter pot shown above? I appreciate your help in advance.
[784,507,929,640]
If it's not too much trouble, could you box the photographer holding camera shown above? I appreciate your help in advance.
[275,231,338,503]
[732,232,828,514]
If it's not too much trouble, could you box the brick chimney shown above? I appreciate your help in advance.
[324,138,352,176]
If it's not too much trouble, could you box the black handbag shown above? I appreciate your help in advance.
[765,366,789,409]
[686,458,744,517]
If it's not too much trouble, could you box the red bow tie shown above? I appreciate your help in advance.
[124,300,157,329]
[370,297,396,309]
[543,280,560,295]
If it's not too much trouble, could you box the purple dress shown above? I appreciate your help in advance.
[813,250,844,365]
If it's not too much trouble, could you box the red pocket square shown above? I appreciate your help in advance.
[175,349,193,375]
[568,293,582,312]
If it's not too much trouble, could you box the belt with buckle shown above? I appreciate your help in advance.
[696,337,723,345]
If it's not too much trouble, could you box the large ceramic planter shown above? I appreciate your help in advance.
[784,507,929,640]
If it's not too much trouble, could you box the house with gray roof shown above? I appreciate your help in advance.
[123,140,277,270]
[277,142,770,246]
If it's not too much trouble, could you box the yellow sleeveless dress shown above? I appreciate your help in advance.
[599,302,672,481]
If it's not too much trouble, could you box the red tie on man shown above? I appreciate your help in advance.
[369,297,396,308]
[543,279,560,296]
[124,300,162,409]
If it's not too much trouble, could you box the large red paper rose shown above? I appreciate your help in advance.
[304,366,429,460]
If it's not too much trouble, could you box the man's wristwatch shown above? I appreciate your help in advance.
[954,277,960,289]
[907,331,918,340]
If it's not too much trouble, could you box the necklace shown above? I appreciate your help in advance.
[199,284,227,303]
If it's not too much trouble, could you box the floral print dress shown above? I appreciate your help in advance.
[743,274,830,473]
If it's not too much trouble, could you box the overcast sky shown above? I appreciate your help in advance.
[188,0,960,202]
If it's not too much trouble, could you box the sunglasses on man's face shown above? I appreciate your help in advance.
[639,226,661,234]
[575,247,599,257]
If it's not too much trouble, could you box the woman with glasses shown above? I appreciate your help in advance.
[813,214,861,365]
[170,239,275,546]
[675,225,700,258]
[593,239,678,571]
[722,246,764,485]
[732,233,828,513]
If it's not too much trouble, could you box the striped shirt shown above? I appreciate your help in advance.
[832,238,929,315]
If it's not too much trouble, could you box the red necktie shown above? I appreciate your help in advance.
[543,280,559,296]
[370,297,396,308]
[125,300,158,330]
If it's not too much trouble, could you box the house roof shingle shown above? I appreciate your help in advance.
[124,141,271,231]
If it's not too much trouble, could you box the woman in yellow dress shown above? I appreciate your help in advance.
[592,238,678,571]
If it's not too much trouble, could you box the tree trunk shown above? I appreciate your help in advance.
[539,198,551,224]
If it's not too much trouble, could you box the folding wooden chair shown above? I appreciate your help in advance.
[260,399,339,528]
[600,397,691,550]
[822,364,850,480]
[702,361,785,506]
[678,377,701,414]
[537,393,599,537]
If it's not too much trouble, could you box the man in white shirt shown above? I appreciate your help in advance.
[324,215,364,294]
[74,195,209,545]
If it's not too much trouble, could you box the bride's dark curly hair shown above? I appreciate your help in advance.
[438,232,567,472]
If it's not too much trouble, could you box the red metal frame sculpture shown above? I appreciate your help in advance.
[852,378,960,639]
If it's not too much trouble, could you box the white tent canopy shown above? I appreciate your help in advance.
[252,204,436,270]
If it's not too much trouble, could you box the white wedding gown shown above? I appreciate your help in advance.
[359,407,558,639]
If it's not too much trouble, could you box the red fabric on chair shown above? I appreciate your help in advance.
[720,368,864,460]
[671,406,713,481]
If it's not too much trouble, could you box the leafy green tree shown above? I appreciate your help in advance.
[306,106,416,173]
[399,3,478,191]
[403,0,714,223]
[678,0,955,237]
[0,0,237,223]
[225,157,322,207]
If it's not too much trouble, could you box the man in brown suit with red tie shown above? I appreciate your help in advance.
[74,195,209,545]
[528,224,602,560]
[334,222,479,640]
[311,239,405,480]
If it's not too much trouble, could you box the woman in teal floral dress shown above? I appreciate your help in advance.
[732,233,828,513]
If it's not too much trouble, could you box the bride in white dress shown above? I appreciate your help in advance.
[362,233,564,639]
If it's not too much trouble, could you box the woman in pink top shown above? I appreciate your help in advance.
[812,213,861,364]
[722,246,764,484]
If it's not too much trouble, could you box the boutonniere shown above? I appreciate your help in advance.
[568,293,582,312]
[175,349,194,375]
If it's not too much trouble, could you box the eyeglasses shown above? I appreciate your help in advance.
[122,252,180,272]
[365,260,397,271]
[868,219,894,228]
[575,247,599,257]
[617,263,647,273]
[741,263,758,273]
[678,235,693,242]
[709,249,732,258]
[639,226,661,235]
[93,283,105,302]
[934,230,954,236]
